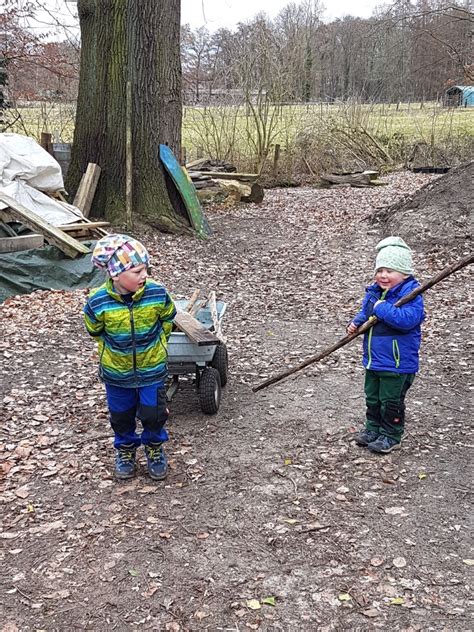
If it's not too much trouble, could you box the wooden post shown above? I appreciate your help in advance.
[197,146,204,159]
[40,132,52,154]
[180,146,187,165]
[126,80,133,230]
[72,163,102,218]
[273,143,280,177]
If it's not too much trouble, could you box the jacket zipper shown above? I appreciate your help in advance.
[128,304,138,383]
[392,339,400,368]
[366,289,387,370]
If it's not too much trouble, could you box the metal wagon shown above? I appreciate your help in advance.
[166,299,228,414]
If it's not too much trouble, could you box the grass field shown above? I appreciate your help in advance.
[5,100,474,173]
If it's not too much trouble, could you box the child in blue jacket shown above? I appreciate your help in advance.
[347,237,425,453]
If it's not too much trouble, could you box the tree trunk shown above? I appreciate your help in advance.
[67,0,190,233]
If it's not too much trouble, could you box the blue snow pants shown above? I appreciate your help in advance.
[105,382,169,449]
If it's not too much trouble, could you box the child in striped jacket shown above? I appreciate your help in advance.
[84,234,176,480]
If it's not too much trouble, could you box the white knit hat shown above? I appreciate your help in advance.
[375,236,413,274]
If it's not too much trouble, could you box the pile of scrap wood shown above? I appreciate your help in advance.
[186,158,264,204]
[0,162,105,257]
[320,170,384,188]
[174,288,223,344]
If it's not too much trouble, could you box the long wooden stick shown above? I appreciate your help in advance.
[253,253,474,393]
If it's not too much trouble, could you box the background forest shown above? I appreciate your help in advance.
[1,0,473,175]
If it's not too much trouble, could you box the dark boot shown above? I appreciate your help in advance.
[115,444,137,479]
[354,429,379,447]
[368,435,401,454]
[144,443,168,480]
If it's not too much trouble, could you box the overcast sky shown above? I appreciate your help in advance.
[31,0,384,40]
[181,0,382,29]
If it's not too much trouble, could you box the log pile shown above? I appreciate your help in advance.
[186,159,264,205]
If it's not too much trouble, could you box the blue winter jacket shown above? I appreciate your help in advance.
[352,276,425,374]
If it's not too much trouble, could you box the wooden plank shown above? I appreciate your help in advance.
[320,172,371,186]
[208,291,222,340]
[174,311,219,346]
[0,193,90,258]
[0,234,44,253]
[185,157,209,170]
[72,163,101,218]
[189,171,259,182]
[185,289,201,313]
[59,221,110,231]
[54,199,109,237]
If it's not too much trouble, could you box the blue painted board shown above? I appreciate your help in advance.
[159,144,211,238]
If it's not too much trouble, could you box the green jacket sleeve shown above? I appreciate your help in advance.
[160,292,176,340]
[83,300,104,337]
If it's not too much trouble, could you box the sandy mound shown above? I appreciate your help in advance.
[376,162,473,245]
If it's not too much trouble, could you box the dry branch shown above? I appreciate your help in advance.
[253,252,474,392]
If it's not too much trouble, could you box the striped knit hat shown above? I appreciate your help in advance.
[374,236,413,275]
[91,234,150,277]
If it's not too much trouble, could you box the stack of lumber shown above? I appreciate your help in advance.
[186,158,264,204]
[0,163,107,257]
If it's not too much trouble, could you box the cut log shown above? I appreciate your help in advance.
[217,180,264,203]
[193,179,215,190]
[363,170,379,181]
[0,234,44,253]
[320,172,372,186]
[174,311,220,346]
[196,186,241,205]
[73,163,101,218]
[0,193,90,258]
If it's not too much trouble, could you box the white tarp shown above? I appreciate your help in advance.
[0,132,84,226]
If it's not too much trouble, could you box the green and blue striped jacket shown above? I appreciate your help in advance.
[83,279,176,387]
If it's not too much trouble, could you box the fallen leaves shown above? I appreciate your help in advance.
[246,596,276,610]
[385,506,407,516]
[393,557,407,569]
[0,172,471,630]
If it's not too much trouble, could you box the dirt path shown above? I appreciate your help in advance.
[1,173,472,631]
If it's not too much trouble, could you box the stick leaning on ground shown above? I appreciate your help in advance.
[253,252,474,393]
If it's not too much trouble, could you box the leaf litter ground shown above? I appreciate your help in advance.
[1,170,472,631]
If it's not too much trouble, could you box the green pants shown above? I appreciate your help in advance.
[364,370,415,441]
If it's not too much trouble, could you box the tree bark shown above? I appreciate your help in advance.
[67,0,190,232]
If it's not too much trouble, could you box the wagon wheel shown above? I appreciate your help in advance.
[198,367,221,415]
[210,343,228,387]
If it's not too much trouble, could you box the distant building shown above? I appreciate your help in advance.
[444,85,474,107]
